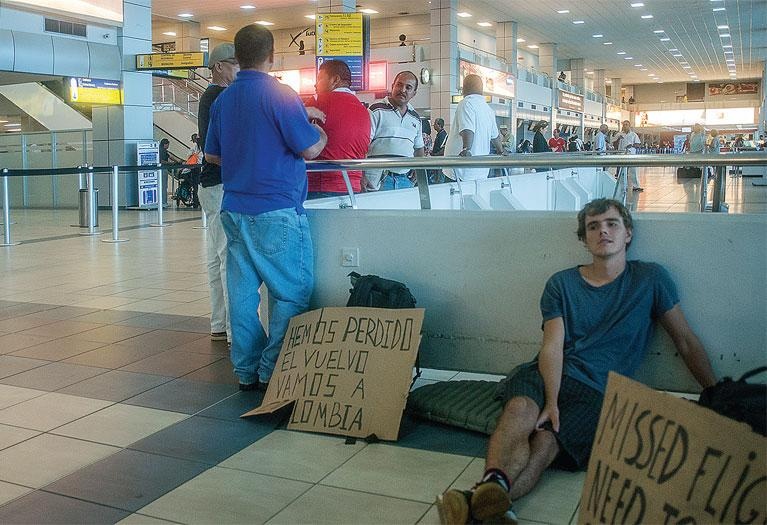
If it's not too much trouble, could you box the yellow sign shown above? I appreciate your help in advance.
[136,52,205,70]
[315,13,363,56]
[69,78,123,105]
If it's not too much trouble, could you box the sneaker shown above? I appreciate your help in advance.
[470,480,511,522]
[436,489,471,525]
[211,332,227,341]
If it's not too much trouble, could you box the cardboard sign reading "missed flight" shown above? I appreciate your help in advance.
[242,307,424,441]
[579,373,766,525]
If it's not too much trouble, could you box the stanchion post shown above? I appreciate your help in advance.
[151,164,168,227]
[80,166,102,236]
[340,170,358,210]
[102,165,129,243]
[1,169,20,246]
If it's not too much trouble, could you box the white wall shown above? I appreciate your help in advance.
[307,210,767,393]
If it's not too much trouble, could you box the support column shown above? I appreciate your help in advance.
[92,0,153,206]
[570,58,584,90]
[758,62,766,139]
[539,43,558,134]
[495,21,518,76]
[429,0,459,129]
[178,21,200,52]
[611,77,622,103]
[317,0,356,12]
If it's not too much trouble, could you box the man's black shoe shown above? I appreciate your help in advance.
[239,381,259,391]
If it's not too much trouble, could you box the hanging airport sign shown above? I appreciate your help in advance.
[243,307,425,441]
[136,52,205,70]
[458,60,515,99]
[558,90,584,113]
[315,13,370,91]
[68,77,123,105]
[579,373,766,525]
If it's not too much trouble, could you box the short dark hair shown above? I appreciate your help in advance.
[577,198,633,247]
[393,70,418,91]
[319,60,352,86]
[160,138,170,147]
[435,118,445,128]
[234,24,274,69]
[422,118,431,135]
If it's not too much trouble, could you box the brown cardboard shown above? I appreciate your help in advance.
[578,373,766,524]
[242,307,424,441]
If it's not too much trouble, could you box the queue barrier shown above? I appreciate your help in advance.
[1,152,766,247]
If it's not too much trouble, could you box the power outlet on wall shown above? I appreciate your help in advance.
[341,248,360,267]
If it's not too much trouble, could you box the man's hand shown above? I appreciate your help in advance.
[536,403,560,433]
[305,107,326,124]
[459,149,472,157]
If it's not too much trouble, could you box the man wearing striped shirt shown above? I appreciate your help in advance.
[364,71,425,191]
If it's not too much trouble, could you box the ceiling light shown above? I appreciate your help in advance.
[634,64,643,66]
[719,33,731,38]
[641,14,653,19]
[717,25,729,29]
[631,2,644,6]
[557,10,570,14]
[4,123,21,127]
[640,68,648,71]
[254,20,274,25]
[624,56,634,60]
[240,4,255,8]
[592,34,603,38]
[603,42,613,45]
[457,12,472,17]
[572,20,585,24]
[162,31,176,36]
[516,38,525,42]
[660,38,670,41]
[682,65,692,69]
[208,26,227,31]
[669,48,678,51]
[672,53,683,57]
[713,7,725,11]
[358,8,378,14]
[653,30,664,34]
[178,13,193,17]
[648,73,656,76]
[617,51,626,55]
[305,14,316,19]
[477,22,493,27]
[722,44,733,48]
[527,44,539,49]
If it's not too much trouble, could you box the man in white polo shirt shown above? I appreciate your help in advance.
[365,71,425,191]
[616,119,643,191]
[444,74,506,181]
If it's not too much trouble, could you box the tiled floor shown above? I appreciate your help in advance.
[0,168,764,524]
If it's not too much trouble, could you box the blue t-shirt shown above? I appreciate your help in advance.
[539,260,679,393]
[205,70,320,215]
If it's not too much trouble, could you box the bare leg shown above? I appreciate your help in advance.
[509,430,560,500]
[485,396,540,483]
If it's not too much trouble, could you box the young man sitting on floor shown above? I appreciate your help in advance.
[437,198,717,524]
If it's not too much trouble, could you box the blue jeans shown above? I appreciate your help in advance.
[381,173,414,191]
[221,208,314,384]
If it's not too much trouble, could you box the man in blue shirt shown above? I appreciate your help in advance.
[437,198,717,525]
[205,24,327,391]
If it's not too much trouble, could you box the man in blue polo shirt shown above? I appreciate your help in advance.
[205,24,327,391]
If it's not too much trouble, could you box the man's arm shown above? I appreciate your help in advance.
[492,134,507,156]
[659,304,717,388]
[459,129,474,156]
[205,153,221,166]
[301,124,328,160]
[414,147,425,157]
[536,317,566,432]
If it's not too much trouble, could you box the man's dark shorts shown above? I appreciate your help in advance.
[498,364,603,471]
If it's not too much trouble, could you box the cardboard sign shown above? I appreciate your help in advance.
[242,307,424,441]
[579,373,766,524]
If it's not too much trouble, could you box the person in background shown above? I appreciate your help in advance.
[304,59,371,199]
[422,119,433,157]
[547,129,566,153]
[707,129,722,183]
[437,198,716,525]
[517,139,533,154]
[204,24,327,391]
[159,138,182,165]
[444,74,506,181]
[366,71,424,191]
[689,123,706,154]
[432,118,448,156]
[615,120,642,191]
[189,133,202,161]
[567,136,579,152]
[197,43,239,343]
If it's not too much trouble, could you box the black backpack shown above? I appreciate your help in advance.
[346,272,421,385]
[698,366,766,436]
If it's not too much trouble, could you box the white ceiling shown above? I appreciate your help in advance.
[151,0,766,85]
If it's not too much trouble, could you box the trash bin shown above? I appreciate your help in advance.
[78,188,99,228]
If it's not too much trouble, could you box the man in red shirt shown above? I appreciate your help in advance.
[547,128,566,153]
[305,60,371,198]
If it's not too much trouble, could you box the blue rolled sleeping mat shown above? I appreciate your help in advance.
[406,380,504,435]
